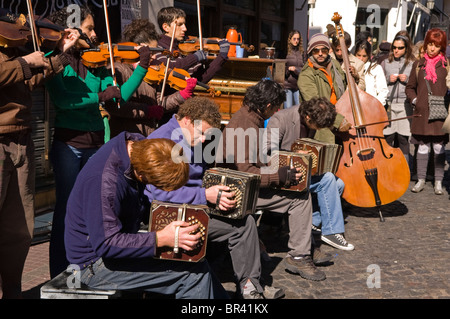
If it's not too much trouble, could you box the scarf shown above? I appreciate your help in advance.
[424,52,445,83]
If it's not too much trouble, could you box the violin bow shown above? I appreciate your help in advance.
[197,0,203,51]
[159,22,177,104]
[103,0,120,108]
[25,0,40,52]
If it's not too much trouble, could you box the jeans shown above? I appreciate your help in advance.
[79,257,228,299]
[310,173,345,236]
[49,139,99,278]
[284,89,300,109]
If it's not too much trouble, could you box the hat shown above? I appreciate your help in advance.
[307,33,331,54]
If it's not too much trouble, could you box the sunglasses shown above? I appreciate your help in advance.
[312,47,329,54]
[392,46,405,50]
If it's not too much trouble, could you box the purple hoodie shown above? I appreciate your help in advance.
[65,132,157,269]
[144,115,208,205]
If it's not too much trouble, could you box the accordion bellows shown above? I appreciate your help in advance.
[149,200,209,262]
[270,151,312,192]
[291,138,343,175]
[202,168,261,219]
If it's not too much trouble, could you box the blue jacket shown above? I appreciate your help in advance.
[65,132,157,268]
[144,115,208,205]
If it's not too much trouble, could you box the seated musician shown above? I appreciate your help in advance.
[265,97,354,251]
[45,6,152,278]
[64,132,228,299]
[217,79,328,282]
[145,97,284,299]
[105,18,197,138]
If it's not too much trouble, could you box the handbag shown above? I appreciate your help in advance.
[425,79,449,120]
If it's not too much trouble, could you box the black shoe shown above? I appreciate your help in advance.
[283,256,326,281]
[311,224,322,235]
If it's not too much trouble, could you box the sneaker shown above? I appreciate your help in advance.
[321,234,355,251]
[311,224,322,234]
[283,256,326,281]
[411,179,426,193]
[434,181,443,195]
[312,246,334,265]
[263,286,285,299]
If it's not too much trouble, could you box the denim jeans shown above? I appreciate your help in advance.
[284,89,300,109]
[49,139,99,278]
[310,173,345,236]
[78,257,229,299]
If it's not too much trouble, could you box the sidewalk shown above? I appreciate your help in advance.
[21,166,450,299]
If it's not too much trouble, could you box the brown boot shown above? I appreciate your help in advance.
[284,256,326,281]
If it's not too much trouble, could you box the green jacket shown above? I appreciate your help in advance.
[298,58,347,143]
[45,64,146,133]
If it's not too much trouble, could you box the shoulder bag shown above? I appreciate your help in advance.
[425,78,449,121]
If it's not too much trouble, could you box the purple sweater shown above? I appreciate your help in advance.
[65,132,157,269]
[144,115,208,205]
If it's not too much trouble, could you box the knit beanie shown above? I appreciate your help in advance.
[307,33,331,54]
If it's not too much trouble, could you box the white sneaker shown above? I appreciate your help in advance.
[434,181,443,195]
[411,179,426,193]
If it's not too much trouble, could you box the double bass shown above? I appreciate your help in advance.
[332,13,410,221]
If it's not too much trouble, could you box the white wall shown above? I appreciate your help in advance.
[308,0,358,40]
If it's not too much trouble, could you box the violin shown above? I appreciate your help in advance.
[0,12,33,48]
[80,43,179,68]
[144,63,221,96]
[179,36,255,55]
[31,16,65,50]
[0,13,64,50]
[332,13,410,221]
[81,42,140,68]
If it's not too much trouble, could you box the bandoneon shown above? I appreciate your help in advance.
[290,138,342,175]
[202,168,261,219]
[270,151,312,192]
[149,200,209,262]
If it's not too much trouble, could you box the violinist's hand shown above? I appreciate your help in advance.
[218,39,230,58]
[98,86,121,103]
[156,221,201,251]
[59,28,80,52]
[137,46,152,69]
[22,51,49,69]
[193,50,207,62]
[205,185,236,211]
[179,77,197,99]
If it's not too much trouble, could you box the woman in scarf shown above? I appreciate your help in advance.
[406,28,449,195]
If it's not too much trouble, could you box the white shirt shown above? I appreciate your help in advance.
[363,61,389,106]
